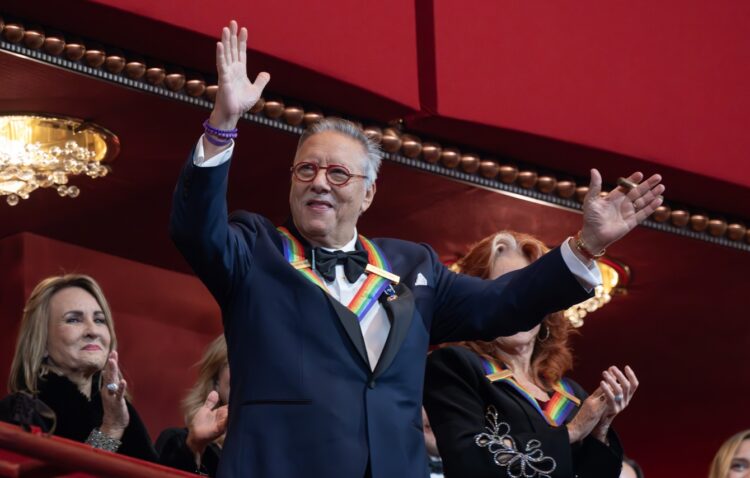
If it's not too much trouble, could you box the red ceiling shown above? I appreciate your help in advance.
[10,0,750,200]
[7,0,748,219]
[109,0,420,108]
[432,1,750,190]
[89,0,422,109]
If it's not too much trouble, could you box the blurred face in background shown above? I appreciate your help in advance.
[490,242,541,350]
[729,439,750,478]
[489,243,529,281]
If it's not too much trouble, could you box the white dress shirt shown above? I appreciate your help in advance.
[192,137,602,367]
[316,233,391,370]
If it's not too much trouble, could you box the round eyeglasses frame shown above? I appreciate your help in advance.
[290,162,368,186]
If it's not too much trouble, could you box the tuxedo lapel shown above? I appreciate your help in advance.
[276,220,372,370]
[327,294,371,370]
[373,283,415,379]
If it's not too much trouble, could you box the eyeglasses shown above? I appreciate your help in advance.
[290,162,368,186]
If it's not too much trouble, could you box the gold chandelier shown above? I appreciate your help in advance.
[0,114,119,206]
[564,257,629,327]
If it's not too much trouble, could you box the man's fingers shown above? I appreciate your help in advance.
[631,183,665,211]
[216,42,226,75]
[610,172,665,223]
[253,72,271,92]
[634,195,665,223]
[637,172,663,190]
[238,27,248,65]
[620,172,645,190]
[606,171,643,201]
[626,173,663,218]
[586,168,602,200]
[229,21,238,63]
[626,173,663,202]
[221,27,231,65]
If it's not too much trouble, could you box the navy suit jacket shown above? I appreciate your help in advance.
[169,155,591,478]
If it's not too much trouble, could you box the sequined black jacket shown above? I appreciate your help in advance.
[0,372,158,462]
[424,346,623,478]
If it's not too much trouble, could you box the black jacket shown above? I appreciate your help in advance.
[0,372,158,462]
[156,427,221,476]
[424,346,623,478]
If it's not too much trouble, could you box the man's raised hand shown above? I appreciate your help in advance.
[210,20,270,130]
[579,169,665,254]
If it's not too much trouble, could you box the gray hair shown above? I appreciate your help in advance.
[297,117,382,188]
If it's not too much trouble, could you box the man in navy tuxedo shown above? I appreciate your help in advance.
[170,20,665,478]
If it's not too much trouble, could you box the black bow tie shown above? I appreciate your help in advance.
[313,248,369,283]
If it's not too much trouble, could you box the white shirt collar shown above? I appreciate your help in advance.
[321,228,358,252]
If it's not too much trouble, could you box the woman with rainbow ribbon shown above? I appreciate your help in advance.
[424,231,637,478]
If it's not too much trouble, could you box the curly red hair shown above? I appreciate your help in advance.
[447,231,575,389]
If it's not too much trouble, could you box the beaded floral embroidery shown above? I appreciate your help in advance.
[474,405,557,478]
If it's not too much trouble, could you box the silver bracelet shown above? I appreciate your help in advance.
[85,427,122,452]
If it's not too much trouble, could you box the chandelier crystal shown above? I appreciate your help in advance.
[0,114,119,206]
[564,258,628,327]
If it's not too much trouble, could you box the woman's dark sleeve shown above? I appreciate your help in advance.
[566,380,624,477]
[424,347,571,478]
[118,402,158,462]
[156,428,200,473]
[0,393,52,432]
[156,427,221,476]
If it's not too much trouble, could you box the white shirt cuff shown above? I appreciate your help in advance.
[560,238,602,293]
[192,135,234,167]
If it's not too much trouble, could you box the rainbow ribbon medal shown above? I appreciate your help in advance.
[482,358,581,427]
[277,227,399,321]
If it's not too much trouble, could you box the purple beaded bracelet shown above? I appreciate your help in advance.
[204,133,233,147]
[203,119,238,139]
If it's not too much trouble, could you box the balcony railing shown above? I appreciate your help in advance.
[0,421,195,478]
